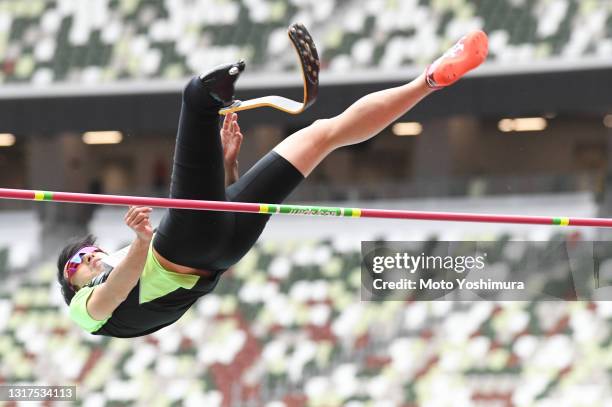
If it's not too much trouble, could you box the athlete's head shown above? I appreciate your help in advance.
[56,234,108,305]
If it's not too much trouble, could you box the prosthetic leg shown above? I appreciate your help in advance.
[218,23,320,115]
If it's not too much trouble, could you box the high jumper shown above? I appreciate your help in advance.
[47,24,488,337]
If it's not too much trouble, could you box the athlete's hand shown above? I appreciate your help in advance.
[124,206,154,243]
[221,112,243,166]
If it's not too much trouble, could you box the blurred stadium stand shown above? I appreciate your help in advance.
[0,0,611,85]
[2,194,611,405]
[1,230,611,406]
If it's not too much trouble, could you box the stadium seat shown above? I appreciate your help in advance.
[1,0,611,83]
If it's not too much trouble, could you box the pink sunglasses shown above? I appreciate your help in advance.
[63,246,105,284]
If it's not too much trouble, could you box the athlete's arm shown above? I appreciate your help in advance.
[225,161,239,186]
[221,112,243,186]
[86,206,154,320]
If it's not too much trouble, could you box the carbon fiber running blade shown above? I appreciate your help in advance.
[219,23,320,115]
[288,22,319,110]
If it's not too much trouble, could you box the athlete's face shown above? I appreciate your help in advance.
[65,248,108,290]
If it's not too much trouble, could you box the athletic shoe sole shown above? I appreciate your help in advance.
[426,30,489,89]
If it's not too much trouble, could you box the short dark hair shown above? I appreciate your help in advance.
[57,234,98,306]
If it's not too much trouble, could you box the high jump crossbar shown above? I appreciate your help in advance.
[0,188,611,228]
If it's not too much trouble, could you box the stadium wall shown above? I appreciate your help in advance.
[1,68,612,134]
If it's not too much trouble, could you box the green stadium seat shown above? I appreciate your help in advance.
[0,0,611,83]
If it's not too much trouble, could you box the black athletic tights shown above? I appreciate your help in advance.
[153,77,304,271]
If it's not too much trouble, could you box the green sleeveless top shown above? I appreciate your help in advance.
[68,241,216,337]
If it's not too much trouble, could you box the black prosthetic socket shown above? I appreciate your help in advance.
[182,60,246,114]
[201,60,245,107]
